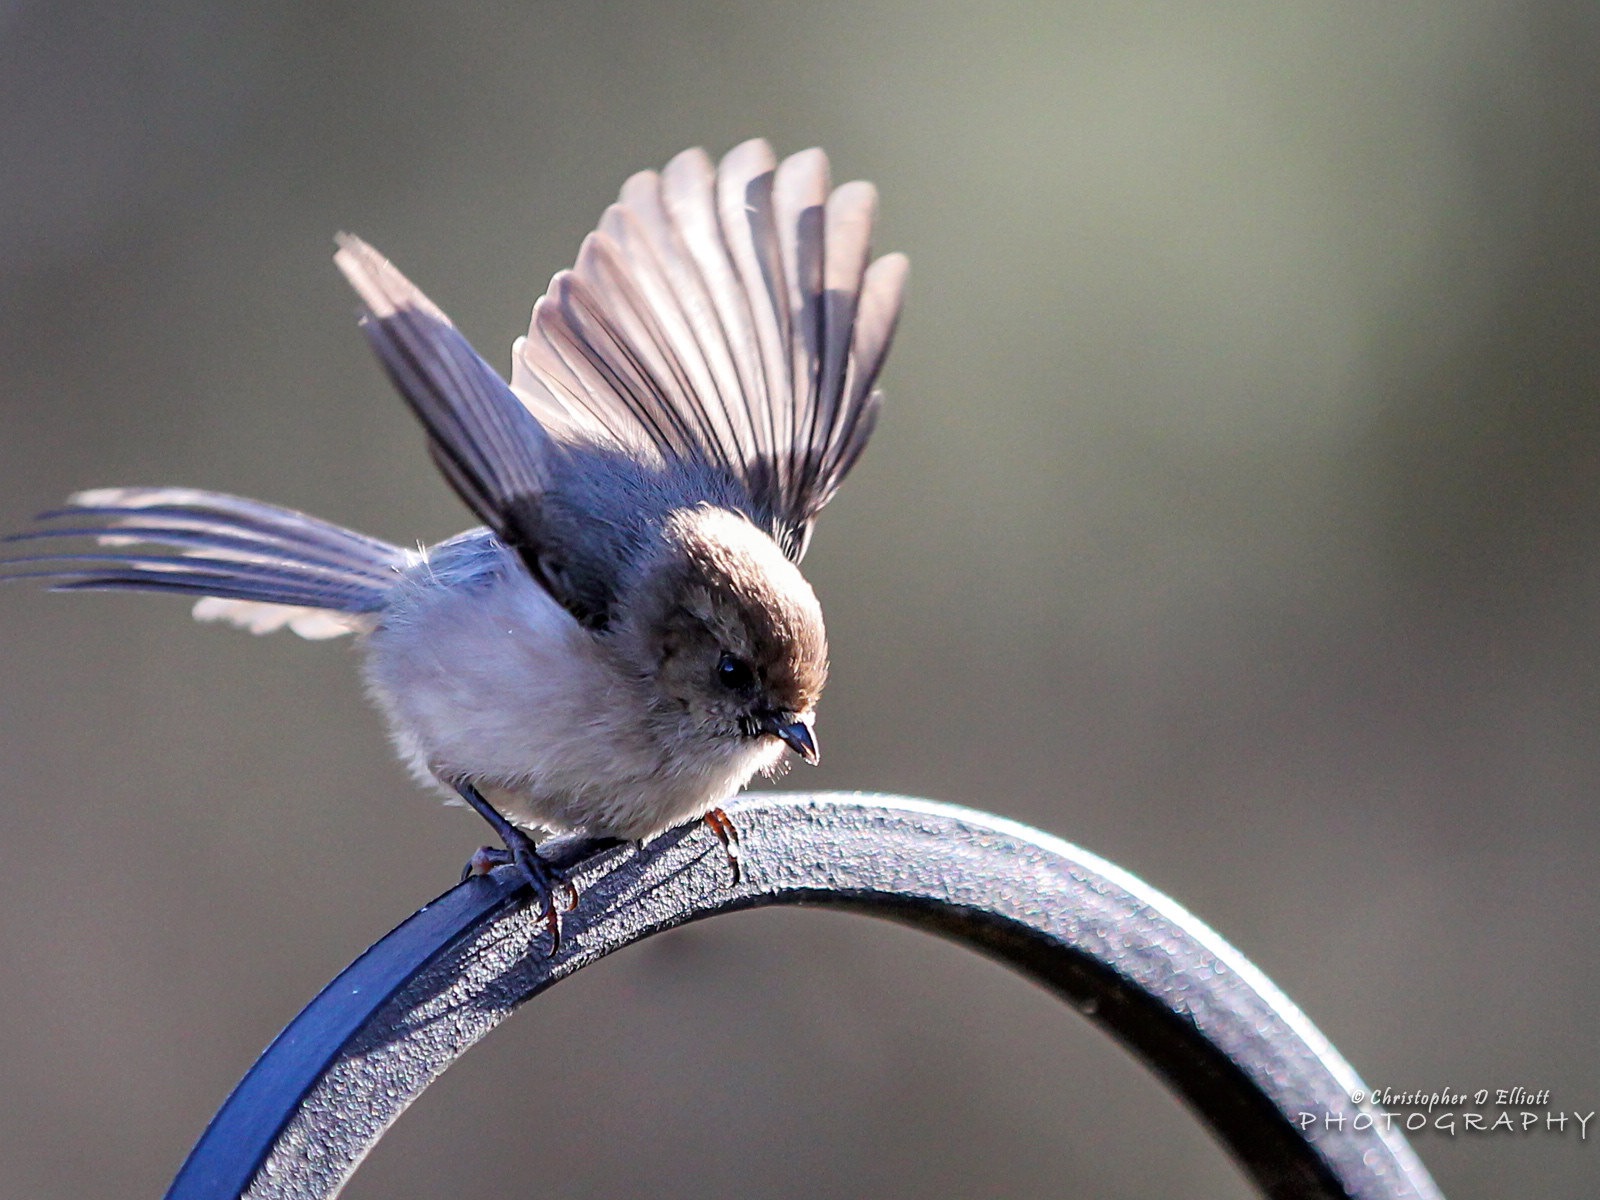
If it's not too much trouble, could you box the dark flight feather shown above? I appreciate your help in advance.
[511,139,908,561]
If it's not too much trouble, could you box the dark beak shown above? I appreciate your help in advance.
[761,714,819,764]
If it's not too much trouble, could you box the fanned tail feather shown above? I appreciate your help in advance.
[1,487,408,639]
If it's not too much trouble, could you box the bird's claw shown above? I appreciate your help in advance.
[460,829,575,954]
[703,806,742,886]
[462,844,508,880]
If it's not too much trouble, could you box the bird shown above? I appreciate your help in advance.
[2,139,908,934]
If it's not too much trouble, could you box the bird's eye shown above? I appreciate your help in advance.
[716,652,755,691]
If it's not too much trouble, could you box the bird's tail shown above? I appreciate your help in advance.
[0,487,409,639]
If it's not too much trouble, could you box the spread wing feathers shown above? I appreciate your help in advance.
[334,235,563,593]
[510,139,909,560]
[0,487,408,639]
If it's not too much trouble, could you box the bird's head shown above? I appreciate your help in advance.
[620,506,827,767]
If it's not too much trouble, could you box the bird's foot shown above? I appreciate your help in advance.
[462,844,507,879]
[702,806,742,886]
[451,780,578,952]
[461,827,577,953]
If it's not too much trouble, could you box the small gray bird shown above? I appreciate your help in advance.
[3,140,907,925]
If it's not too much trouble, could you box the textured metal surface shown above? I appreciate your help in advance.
[165,793,1444,1200]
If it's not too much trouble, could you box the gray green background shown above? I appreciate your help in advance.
[1,4,1596,1197]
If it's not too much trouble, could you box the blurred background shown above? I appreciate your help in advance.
[1,3,1597,1197]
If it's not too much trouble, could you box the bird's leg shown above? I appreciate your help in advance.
[702,806,742,886]
[453,781,574,951]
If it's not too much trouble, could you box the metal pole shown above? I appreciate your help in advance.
[166,793,1443,1200]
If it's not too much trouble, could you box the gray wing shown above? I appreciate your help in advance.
[334,235,605,622]
[510,140,909,560]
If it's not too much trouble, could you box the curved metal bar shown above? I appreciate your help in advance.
[165,793,1443,1200]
